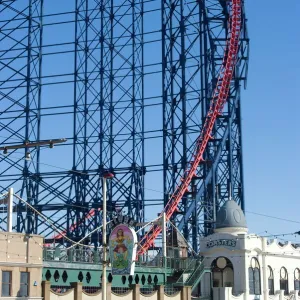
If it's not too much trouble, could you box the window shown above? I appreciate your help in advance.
[19,272,29,297]
[294,269,300,295]
[268,266,274,295]
[2,271,11,297]
[248,258,261,295]
[280,267,289,295]
[212,257,234,288]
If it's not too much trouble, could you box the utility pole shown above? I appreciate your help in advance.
[7,188,13,232]
[0,138,67,154]
[162,212,167,266]
[102,171,114,300]
[0,139,66,233]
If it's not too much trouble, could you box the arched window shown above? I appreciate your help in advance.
[294,269,300,295]
[248,258,261,295]
[212,257,234,288]
[280,267,289,295]
[268,266,274,295]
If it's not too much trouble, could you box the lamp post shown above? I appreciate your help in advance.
[102,171,114,300]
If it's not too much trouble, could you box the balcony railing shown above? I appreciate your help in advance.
[43,247,198,271]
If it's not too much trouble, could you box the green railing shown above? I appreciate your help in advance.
[175,259,211,291]
[175,259,200,285]
[165,257,197,270]
[43,247,198,270]
[43,247,102,264]
[135,256,198,270]
[185,263,205,286]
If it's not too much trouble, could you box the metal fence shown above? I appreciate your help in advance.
[44,247,102,264]
[140,286,156,295]
[44,247,199,271]
[50,285,72,294]
[164,285,180,296]
[83,286,102,294]
[111,287,131,295]
[135,255,199,270]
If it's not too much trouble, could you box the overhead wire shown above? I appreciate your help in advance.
[0,152,166,196]
[3,154,300,245]
[246,211,300,225]
[13,193,105,248]
[2,158,300,242]
[3,193,300,260]
[2,148,300,249]
[168,222,198,256]
[0,192,8,198]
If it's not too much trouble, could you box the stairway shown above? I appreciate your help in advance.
[175,259,211,291]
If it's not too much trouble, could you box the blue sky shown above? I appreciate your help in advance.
[1,0,299,241]
[242,0,300,238]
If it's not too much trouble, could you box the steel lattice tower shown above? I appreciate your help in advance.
[0,0,249,249]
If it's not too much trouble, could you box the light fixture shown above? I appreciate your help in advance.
[3,148,8,155]
[25,152,31,160]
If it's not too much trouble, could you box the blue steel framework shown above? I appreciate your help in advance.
[170,0,249,251]
[0,0,43,234]
[0,0,248,249]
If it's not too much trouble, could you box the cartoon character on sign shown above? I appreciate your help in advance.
[113,228,128,260]
[109,224,137,275]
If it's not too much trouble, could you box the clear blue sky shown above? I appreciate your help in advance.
[242,0,300,239]
[26,0,300,239]
[2,0,300,241]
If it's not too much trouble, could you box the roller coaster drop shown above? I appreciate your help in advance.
[138,0,244,255]
[0,0,249,252]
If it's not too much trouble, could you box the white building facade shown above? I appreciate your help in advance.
[199,201,300,300]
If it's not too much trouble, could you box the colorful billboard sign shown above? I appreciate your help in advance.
[109,224,137,275]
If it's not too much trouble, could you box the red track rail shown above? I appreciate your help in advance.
[137,0,242,255]
[51,208,100,240]
[48,0,242,249]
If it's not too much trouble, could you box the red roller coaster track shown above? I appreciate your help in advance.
[51,208,101,240]
[51,0,242,250]
[137,0,242,255]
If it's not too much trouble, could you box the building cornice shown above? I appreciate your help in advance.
[0,261,43,268]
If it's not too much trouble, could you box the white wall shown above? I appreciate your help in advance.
[50,290,74,300]
[82,291,101,300]
[111,290,133,300]
[140,291,158,300]
[212,287,300,300]
[200,231,300,299]
[164,292,181,300]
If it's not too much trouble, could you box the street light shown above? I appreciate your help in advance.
[102,170,114,300]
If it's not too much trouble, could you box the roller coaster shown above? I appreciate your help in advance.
[138,0,243,254]
[0,0,249,253]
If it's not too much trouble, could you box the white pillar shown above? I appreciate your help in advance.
[162,213,167,258]
[7,188,13,232]
[279,290,285,300]
[243,254,249,300]
[102,177,107,300]
[262,238,268,300]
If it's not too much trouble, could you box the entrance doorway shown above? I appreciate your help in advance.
[212,257,234,288]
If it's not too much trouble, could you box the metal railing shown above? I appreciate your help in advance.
[43,247,198,271]
[83,286,102,294]
[43,247,102,264]
[136,255,197,270]
[175,259,202,285]
[50,285,72,294]
[164,285,181,296]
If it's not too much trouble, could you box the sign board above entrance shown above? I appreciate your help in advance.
[206,239,237,249]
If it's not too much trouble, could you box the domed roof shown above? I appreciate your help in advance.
[215,200,247,230]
